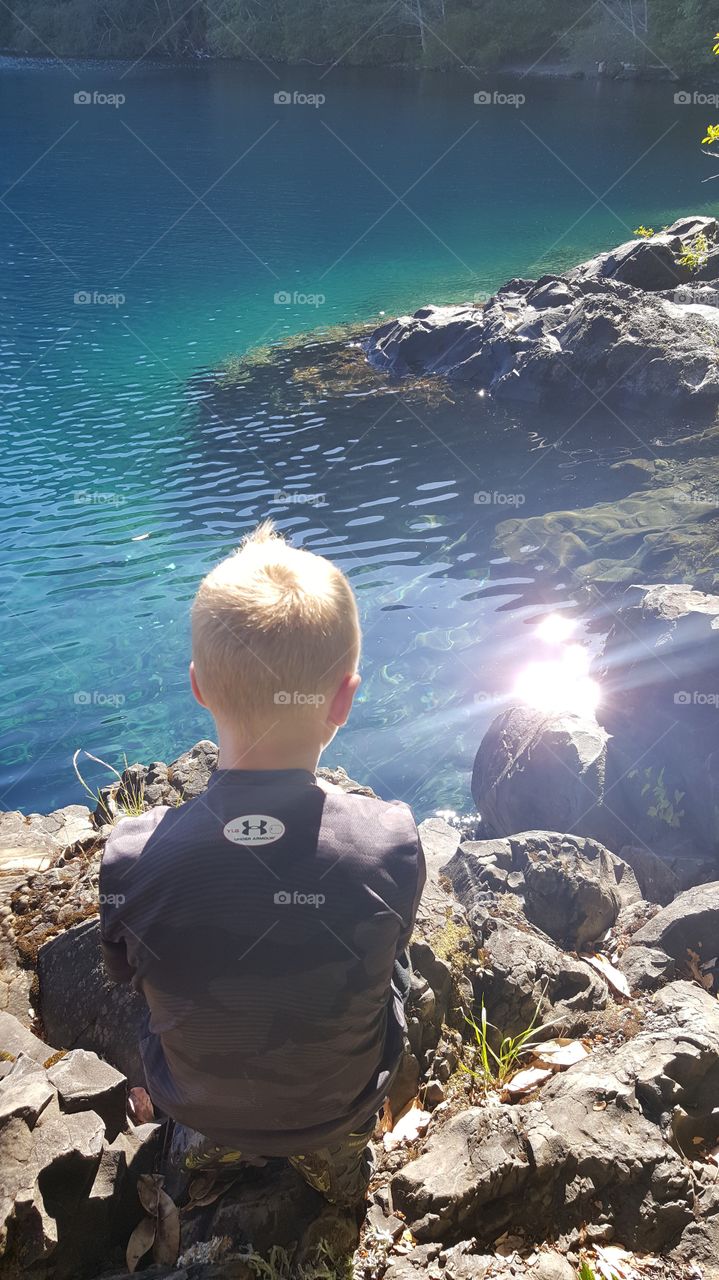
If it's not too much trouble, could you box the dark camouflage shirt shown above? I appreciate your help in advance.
[99,768,425,1154]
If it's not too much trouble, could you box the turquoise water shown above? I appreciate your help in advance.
[0,56,712,816]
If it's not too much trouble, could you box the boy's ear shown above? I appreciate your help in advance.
[327,672,361,728]
[189,661,207,708]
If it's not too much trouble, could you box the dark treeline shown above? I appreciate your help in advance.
[1,0,714,73]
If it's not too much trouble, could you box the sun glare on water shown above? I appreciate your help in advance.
[512,615,600,718]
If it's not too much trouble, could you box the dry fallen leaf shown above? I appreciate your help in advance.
[503,1067,553,1098]
[126,1215,156,1273]
[137,1173,163,1216]
[534,1038,590,1070]
[129,1173,180,1270]
[383,1100,431,1151]
[687,948,714,990]
[153,1187,180,1266]
[580,953,631,998]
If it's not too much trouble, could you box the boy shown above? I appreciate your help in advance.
[99,521,426,1207]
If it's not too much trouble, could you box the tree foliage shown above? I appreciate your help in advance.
[2,0,716,71]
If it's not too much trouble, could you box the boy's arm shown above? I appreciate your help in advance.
[396,834,427,956]
[100,934,134,984]
[98,819,137,985]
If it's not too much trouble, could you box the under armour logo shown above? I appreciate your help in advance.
[223,814,286,847]
[242,818,267,837]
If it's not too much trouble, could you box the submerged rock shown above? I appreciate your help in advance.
[594,582,719,866]
[365,218,719,410]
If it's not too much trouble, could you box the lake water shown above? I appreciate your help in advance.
[0,56,711,816]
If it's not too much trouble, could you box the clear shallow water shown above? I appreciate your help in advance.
[0,56,711,816]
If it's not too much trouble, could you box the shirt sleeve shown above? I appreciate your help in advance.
[396,831,427,956]
[98,812,158,985]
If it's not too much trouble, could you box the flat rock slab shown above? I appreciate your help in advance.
[0,1010,54,1064]
[0,806,95,868]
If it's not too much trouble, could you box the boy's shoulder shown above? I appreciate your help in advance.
[316,777,419,846]
[100,805,170,878]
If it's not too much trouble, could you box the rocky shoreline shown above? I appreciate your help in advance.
[3,570,719,1280]
[4,223,719,1280]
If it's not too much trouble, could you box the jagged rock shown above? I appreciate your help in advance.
[364,219,719,409]
[469,913,608,1042]
[445,831,642,950]
[0,1092,105,1274]
[568,216,719,290]
[0,1011,53,1065]
[0,1069,55,1128]
[0,806,97,1023]
[620,881,719,991]
[46,1049,126,1141]
[514,834,626,949]
[315,765,377,796]
[38,919,147,1086]
[616,844,679,906]
[391,982,717,1253]
[472,706,609,842]
[96,741,376,820]
[595,582,719,864]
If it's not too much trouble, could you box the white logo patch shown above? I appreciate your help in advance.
[224,814,286,846]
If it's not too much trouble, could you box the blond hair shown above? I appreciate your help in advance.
[191,521,360,729]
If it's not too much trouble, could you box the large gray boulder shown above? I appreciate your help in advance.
[445,831,641,951]
[364,219,719,409]
[471,706,610,842]
[620,880,719,991]
[38,919,147,1086]
[391,982,719,1257]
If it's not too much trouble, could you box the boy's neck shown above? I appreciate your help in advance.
[216,724,321,775]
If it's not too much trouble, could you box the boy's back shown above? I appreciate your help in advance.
[100,766,424,1155]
